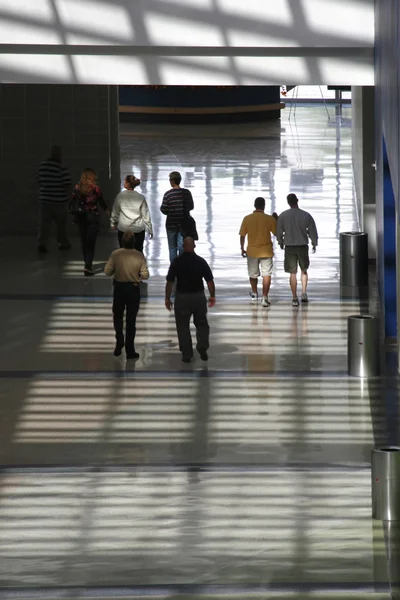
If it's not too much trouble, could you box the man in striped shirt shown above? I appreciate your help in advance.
[160,171,194,262]
[37,145,72,253]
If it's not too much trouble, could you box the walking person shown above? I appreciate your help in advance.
[37,145,72,253]
[239,197,278,307]
[104,231,149,360]
[165,237,215,363]
[110,174,153,253]
[160,171,194,262]
[276,193,318,306]
[71,168,109,276]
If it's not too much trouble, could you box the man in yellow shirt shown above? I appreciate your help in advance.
[239,197,278,307]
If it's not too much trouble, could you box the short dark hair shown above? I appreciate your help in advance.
[122,231,135,249]
[254,197,265,210]
[169,171,181,185]
[287,193,298,207]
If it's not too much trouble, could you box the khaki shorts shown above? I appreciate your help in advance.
[284,245,310,274]
[247,256,273,278]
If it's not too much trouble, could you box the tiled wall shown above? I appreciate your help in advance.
[0,84,120,233]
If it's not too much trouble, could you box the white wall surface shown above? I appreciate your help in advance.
[0,0,374,84]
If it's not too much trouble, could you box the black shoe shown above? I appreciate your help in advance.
[59,243,72,250]
[38,245,48,254]
[199,350,208,361]
[114,344,124,357]
[84,268,94,276]
[126,351,140,360]
[182,355,192,363]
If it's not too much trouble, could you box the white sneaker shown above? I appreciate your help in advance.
[301,293,308,303]
[249,291,258,303]
[261,297,271,308]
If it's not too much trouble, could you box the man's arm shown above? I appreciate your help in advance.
[276,216,284,248]
[110,194,121,229]
[203,260,216,307]
[62,168,72,198]
[185,189,194,212]
[240,236,247,257]
[270,215,277,236]
[160,193,169,215]
[141,198,153,237]
[139,257,150,281]
[207,279,216,307]
[239,219,247,256]
[165,261,176,310]
[307,215,318,249]
[165,280,174,311]
[104,255,115,276]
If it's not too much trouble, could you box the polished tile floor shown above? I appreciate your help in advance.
[0,105,395,599]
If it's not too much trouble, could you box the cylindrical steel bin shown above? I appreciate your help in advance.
[347,315,379,377]
[340,231,369,287]
[372,448,400,520]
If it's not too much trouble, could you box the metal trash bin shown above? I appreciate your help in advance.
[372,448,400,520]
[347,315,379,377]
[340,231,369,287]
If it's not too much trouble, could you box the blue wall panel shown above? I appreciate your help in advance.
[375,0,400,337]
[383,137,397,337]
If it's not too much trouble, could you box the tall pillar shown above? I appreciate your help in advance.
[0,84,120,234]
[351,86,376,259]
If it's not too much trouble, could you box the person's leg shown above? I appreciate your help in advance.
[166,227,178,262]
[133,230,145,253]
[54,203,70,248]
[301,271,308,293]
[193,292,210,359]
[177,231,184,256]
[298,246,310,301]
[174,293,193,361]
[284,247,298,302]
[260,258,273,303]
[117,230,124,248]
[85,215,100,271]
[247,257,259,299]
[76,215,87,266]
[290,273,298,297]
[125,286,140,358]
[38,202,53,250]
[112,283,125,354]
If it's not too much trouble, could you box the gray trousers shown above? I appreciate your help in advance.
[38,202,69,247]
[174,291,210,358]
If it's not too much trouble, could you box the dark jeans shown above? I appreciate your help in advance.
[118,229,145,253]
[76,212,100,270]
[113,282,140,353]
[38,201,69,247]
[174,291,209,358]
[166,225,184,262]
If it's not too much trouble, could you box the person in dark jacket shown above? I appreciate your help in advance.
[72,168,109,276]
[165,237,215,363]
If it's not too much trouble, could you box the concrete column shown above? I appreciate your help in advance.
[0,84,120,234]
[351,86,376,259]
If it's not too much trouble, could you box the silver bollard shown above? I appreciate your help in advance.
[372,448,400,520]
[347,315,379,377]
[340,231,368,287]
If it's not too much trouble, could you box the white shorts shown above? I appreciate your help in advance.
[247,256,273,278]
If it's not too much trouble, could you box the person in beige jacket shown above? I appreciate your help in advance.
[110,174,153,253]
[104,231,149,360]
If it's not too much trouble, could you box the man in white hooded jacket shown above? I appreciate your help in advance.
[110,175,153,253]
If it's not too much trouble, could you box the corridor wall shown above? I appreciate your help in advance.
[375,0,400,341]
